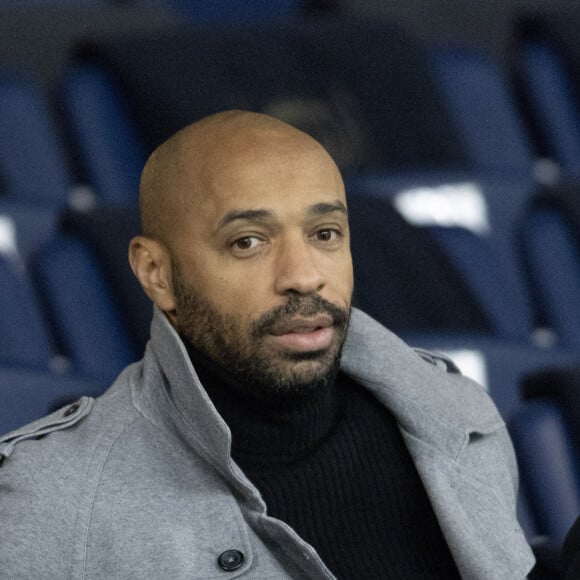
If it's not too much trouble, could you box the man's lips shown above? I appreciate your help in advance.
[268,314,333,335]
[267,315,335,351]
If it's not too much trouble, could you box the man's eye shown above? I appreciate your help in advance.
[315,229,339,242]
[232,236,263,251]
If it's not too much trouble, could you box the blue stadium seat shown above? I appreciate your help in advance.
[60,206,152,354]
[0,367,106,436]
[0,258,54,369]
[349,170,535,274]
[522,208,580,348]
[348,190,492,337]
[517,179,580,352]
[0,73,71,206]
[61,64,147,206]
[0,203,62,369]
[428,225,532,342]
[510,400,580,543]
[431,47,535,173]
[516,42,580,178]
[515,12,580,181]
[0,202,62,258]
[32,235,139,381]
[348,171,536,343]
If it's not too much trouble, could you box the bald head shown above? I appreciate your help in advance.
[139,110,342,246]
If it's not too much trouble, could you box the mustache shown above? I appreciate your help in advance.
[252,294,350,338]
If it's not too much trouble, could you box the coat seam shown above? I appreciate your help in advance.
[79,414,143,579]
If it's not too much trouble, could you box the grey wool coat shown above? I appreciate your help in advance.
[0,307,535,579]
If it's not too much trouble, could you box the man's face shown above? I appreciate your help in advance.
[169,131,354,394]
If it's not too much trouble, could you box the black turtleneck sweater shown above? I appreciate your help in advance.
[190,348,461,580]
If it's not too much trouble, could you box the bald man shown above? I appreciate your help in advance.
[1,111,533,579]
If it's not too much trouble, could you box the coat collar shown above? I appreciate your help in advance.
[341,308,504,457]
[143,305,503,465]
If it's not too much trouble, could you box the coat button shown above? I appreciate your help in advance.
[217,549,244,571]
[63,402,80,417]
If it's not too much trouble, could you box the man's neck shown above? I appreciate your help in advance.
[186,345,342,465]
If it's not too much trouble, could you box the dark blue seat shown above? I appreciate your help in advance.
[428,225,532,342]
[348,172,536,343]
[60,64,147,206]
[431,46,535,173]
[32,235,139,381]
[510,400,580,544]
[60,205,152,355]
[348,191,491,338]
[0,202,62,258]
[0,203,62,370]
[516,42,580,179]
[520,180,580,351]
[522,207,580,348]
[0,74,71,206]
[0,258,54,369]
[514,13,580,180]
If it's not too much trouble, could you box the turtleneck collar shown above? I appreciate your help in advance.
[186,344,344,469]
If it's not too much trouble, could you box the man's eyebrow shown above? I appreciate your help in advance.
[306,201,348,217]
[217,209,275,230]
[216,201,347,230]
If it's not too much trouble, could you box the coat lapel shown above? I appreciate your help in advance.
[341,309,535,579]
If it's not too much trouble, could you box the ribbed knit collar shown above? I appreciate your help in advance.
[186,345,344,469]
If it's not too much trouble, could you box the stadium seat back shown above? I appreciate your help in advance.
[0,74,71,206]
[432,47,534,172]
[510,400,580,543]
[32,235,138,380]
[61,64,147,206]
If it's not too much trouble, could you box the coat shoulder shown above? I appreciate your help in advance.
[412,348,462,375]
[0,384,141,578]
[0,396,95,463]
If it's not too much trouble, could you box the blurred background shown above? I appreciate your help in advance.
[2,0,580,575]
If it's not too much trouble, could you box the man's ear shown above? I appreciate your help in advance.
[128,236,176,316]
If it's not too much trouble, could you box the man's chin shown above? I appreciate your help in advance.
[283,348,332,362]
[261,353,341,394]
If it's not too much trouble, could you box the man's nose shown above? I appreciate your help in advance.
[273,238,325,296]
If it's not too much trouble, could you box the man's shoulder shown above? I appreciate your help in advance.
[0,359,151,461]
[0,381,140,577]
[0,395,96,464]
[344,308,463,377]
[343,308,501,432]
[0,378,139,487]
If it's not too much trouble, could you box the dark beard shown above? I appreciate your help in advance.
[172,262,350,397]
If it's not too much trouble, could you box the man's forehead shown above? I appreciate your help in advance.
[192,141,345,215]
[216,200,348,230]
